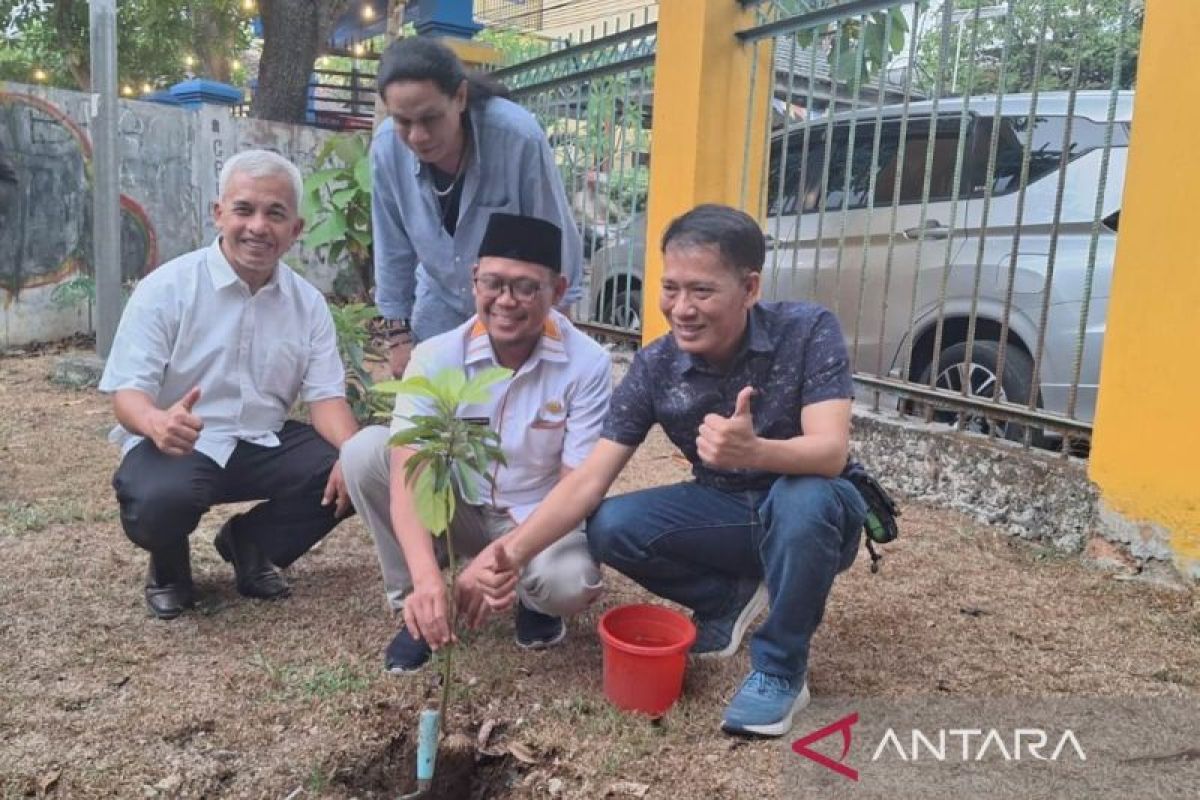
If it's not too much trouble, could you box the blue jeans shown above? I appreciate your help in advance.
[587,475,866,679]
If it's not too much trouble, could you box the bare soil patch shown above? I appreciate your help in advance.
[1,348,1196,798]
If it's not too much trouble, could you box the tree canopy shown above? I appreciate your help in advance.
[915,0,1143,95]
[0,0,253,92]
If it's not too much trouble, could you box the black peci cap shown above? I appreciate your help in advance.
[477,213,562,272]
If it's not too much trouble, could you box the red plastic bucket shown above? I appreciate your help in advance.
[597,604,697,717]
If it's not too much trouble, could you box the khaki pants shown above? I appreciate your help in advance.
[341,426,603,616]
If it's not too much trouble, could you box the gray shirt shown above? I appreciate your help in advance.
[98,239,346,466]
[370,96,583,327]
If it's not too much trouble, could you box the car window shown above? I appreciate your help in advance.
[873,116,972,205]
[767,122,901,214]
[970,115,1131,197]
[768,116,973,214]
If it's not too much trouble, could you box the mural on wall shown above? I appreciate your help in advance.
[0,91,160,299]
[1,81,341,347]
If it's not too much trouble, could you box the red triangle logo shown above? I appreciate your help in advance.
[791,712,860,781]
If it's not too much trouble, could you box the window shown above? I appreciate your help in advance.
[873,117,970,205]
[768,116,975,213]
[767,121,902,214]
[970,115,1130,197]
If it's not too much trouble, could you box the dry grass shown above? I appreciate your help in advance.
[1,348,1197,799]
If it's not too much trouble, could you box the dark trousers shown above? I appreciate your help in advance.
[113,421,345,571]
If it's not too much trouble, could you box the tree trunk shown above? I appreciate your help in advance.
[252,0,351,123]
[193,5,231,83]
[52,0,90,90]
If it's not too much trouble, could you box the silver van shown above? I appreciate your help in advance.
[589,91,1132,433]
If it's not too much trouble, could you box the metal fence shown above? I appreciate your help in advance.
[492,11,657,339]
[475,0,545,31]
[734,0,1140,453]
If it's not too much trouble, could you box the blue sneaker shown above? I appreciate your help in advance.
[515,601,566,650]
[384,627,432,674]
[692,580,768,659]
[721,670,811,737]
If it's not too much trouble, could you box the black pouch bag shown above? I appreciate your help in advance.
[843,460,900,573]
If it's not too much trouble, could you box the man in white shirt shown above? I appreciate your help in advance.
[341,212,609,673]
[99,149,359,620]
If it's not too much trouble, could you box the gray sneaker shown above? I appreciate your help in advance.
[692,580,768,659]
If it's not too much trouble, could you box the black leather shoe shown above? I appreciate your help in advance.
[144,547,195,620]
[214,517,291,600]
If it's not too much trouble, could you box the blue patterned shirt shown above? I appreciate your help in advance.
[602,301,853,492]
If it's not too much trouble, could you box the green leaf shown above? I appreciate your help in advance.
[389,376,441,400]
[460,367,513,404]
[429,368,468,406]
[355,154,373,192]
[305,211,348,250]
[332,134,367,167]
[389,427,426,449]
[413,463,453,535]
[303,167,344,193]
[301,189,323,223]
[314,137,339,166]
[372,379,407,396]
[330,187,357,210]
[451,461,481,504]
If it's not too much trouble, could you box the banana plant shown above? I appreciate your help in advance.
[372,365,513,793]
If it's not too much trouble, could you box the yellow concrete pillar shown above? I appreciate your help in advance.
[1089,1,1200,579]
[641,0,774,343]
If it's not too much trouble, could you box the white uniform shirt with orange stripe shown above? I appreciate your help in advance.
[389,309,612,522]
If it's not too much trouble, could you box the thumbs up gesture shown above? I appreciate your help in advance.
[151,386,204,456]
[454,538,522,630]
[697,386,758,470]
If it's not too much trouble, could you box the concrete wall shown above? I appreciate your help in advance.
[0,82,344,348]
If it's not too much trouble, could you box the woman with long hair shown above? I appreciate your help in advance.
[371,36,582,375]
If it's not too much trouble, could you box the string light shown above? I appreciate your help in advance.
[32,69,48,82]
[142,83,154,94]
[353,43,365,56]
[241,0,256,12]
[121,85,134,96]
[184,55,195,68]
[230,59,242,71]
[361,5,375,22]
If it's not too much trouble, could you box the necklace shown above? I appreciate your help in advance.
[430,135,469,198]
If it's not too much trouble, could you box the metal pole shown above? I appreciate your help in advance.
[952,23,964,93]
[90,0,121,357]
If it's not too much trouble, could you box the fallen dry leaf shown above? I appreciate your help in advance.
[476,718,507,757]
[606,779,650,797]
[38,766,61,794]
[507,741,539,765]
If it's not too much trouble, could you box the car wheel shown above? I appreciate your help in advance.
[919,340,1038,441]
[598,289,642,331]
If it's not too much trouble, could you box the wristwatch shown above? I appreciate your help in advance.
[383,318,412,343]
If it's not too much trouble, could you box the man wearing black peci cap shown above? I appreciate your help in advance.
[341,212,611,674]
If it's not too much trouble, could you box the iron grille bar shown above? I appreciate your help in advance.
[492,22,658,81]
[736,0,908,43]
[852,375,1093,436]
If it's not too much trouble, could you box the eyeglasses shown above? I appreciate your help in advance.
[472,274,548,303]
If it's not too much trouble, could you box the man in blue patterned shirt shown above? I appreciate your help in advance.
[465,204,867,737]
